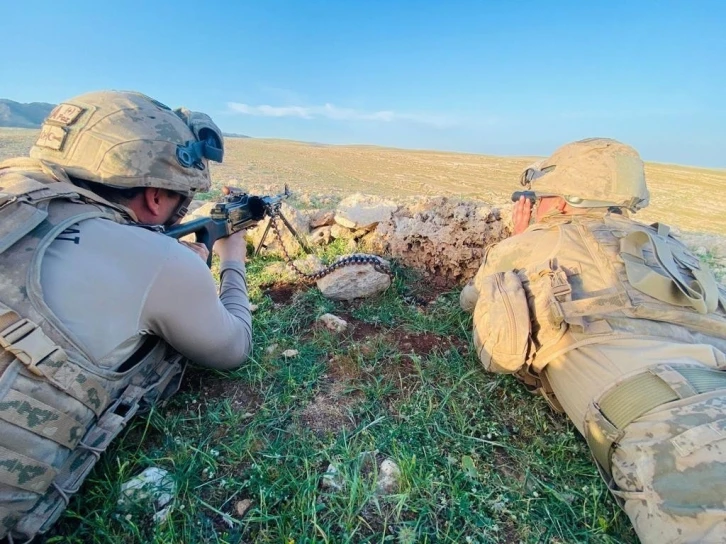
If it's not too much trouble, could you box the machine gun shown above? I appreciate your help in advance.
[164,185,310,267]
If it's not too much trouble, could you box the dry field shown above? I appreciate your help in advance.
[1,128,723,235]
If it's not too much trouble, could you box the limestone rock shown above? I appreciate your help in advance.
[317,258,391,301]
[318,313,348,333]
[118,467,175,526]
[330,224,356,240]
[248,203,310,257]
[334,193,398,230]
[282,349,299,358]
[292,254,324,275]
[309,226,332,246]
[321,463,344,491]
[367,196,509,284]
[235,499,252,517]
[310,210,336,228]
[376,458,401,494]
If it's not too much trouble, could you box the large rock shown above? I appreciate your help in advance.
[248,203,310,257]
[330,223,356,240]
[334,193,398,230]
[309,226,332,246]
[309,210,336,228]
[317,258,391,300]
[364,196,509,284]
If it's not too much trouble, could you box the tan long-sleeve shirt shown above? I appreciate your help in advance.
[39,217,253,371]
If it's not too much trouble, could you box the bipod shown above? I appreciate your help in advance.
[254,206,311,258]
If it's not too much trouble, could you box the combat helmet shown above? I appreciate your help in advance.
[519,137,650,212]
[29,90,224,203]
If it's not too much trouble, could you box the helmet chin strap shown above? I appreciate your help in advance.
[165,194,193,227]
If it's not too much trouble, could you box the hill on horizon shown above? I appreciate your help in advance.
[0,99,55,128]
[0,98,251,140]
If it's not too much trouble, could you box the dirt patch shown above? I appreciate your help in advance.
[299,358,364,436]
[300,392,354,435]
[349,320,384,342]
[391,329,468,357]
[263,282,305,304]
[493,448,521,483]
[179,367,261,413]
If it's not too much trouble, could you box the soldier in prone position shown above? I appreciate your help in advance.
[460,138,726,543]
[0,91,252,540]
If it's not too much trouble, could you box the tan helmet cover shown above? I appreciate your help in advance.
[519,137,650,211]
[29,90,224,197]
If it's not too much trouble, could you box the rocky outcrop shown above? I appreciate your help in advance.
[363,197,509,284]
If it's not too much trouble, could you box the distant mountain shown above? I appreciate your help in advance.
[0,98,252,139]
[0,99,55,128]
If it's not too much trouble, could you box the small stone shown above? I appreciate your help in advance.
[321,463,344,491]
[235,499,252,517]
[265,343,279,354]
[118,467,176,525]
[376,458,401,494]
[346,239,358,252]
[318,313,348,333]
[282,349,299,358]
[249,303,259,312]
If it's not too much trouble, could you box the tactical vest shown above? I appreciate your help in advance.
[0,159,185,541]
[473,212,726,405]
[525,213,726,373]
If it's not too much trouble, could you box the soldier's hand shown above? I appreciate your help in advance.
[512,195,532,235]
[180,241,210,262]
[214,229,247,262]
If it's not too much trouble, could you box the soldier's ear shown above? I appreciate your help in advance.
[143,187,166,216]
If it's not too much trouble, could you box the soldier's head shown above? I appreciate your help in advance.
[29,90,224,225]
[519,137,649,218]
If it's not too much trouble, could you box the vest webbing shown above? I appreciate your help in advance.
[621,224,720,315]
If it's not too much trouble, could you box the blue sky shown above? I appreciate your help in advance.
[2,0,724,167]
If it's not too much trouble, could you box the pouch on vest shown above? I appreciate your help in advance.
[472,270,532,373]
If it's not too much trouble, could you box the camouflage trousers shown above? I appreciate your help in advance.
[603,389,726,543]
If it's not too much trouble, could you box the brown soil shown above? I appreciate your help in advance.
[179,367,261,413]
[299,355,364,436]
[263,282,305,304]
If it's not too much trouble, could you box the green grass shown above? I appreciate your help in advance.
[46,244,637,544]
